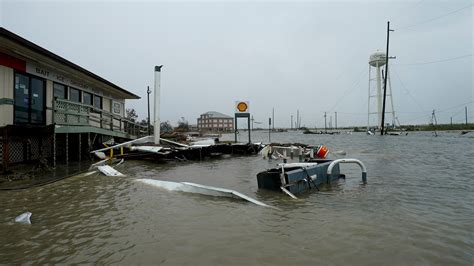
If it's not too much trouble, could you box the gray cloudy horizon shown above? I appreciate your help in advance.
[1,0,472,128]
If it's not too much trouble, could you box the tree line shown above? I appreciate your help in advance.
[126,108,190,132]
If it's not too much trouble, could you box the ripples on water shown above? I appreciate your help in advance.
[1,131,473,264]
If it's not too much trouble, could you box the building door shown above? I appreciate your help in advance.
[14,73,46,125]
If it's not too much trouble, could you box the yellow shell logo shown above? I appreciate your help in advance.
[236,102,248,112]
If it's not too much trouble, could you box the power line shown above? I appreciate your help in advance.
[400,113,432,124]
[395,101,474,124]
[436,101,473,113]
[396,3,473,30]
[395,53,473,66]
[326,65,367,113]
[391,65,426,112]
[451,107,467,118]
[390,0,426,22]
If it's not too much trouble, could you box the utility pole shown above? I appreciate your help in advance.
[251,115,254,131]
[147,86,152,135]
[324,112,327,132]
[291,115,293,130]
[335,112,338,129]
[153,65,163,144]
[272,108,275,131]
[381,21,394,135]
[450,117,453,127]
[296,110,299,129]
[268,118,272,143]
[466,106,468,125]
[431,109,438,137]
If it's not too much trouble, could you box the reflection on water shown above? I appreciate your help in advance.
[1,131,473,264]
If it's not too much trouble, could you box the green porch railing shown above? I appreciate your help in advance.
[52,98,148,138]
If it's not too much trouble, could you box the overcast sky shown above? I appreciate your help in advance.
[1,0,472,127]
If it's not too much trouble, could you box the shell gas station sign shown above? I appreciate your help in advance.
[235,101,249,113]
[234,100,251,143]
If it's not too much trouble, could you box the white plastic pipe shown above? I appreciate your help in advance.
[154,66,163,144]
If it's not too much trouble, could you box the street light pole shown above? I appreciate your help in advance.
[147,86,151,135]
[268,118,271,143]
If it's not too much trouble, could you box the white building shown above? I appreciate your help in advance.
[0,27,144,167]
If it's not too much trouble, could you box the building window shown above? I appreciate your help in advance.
[113,102,122,114]
[83,92,93,105]
[53,83,67,99]
[94,95,102,109]
[14,72,46,125]
[70,88,81,103]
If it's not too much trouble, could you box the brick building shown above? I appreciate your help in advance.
[197,111,234,132]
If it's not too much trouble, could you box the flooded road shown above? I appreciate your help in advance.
[1,131,473,264]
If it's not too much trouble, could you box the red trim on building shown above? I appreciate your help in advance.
[0,52,26,72]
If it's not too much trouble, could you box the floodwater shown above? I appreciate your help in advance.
[1,131,473,265]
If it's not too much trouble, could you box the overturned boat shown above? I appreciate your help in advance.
[256,158,367,198]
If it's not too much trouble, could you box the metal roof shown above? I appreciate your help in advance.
[0,27,140,99]
[202,111,232,118]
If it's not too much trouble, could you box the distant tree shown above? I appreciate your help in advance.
[160,121,173,133]
[126,108,138,122]
[175,117,189,132]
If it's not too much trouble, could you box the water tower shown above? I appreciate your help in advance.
[367,51,396,130]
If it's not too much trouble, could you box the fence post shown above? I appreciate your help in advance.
[52,98,56,124]
[53,133,56,168]
[2,127,9,171]
[65,101,68,124]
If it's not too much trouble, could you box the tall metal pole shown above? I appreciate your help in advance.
[268,118,271,143]
[247,116,251,144]
[297,110,299,129]
[234,114,238,142]
[324,112,327,132]
[272,108,275,130]
[432,109,438,137]
[335,112,338,129]
[367,65,371,131]
[147,86,151,135]
[381,21,393,135]
[251,115,254,131]
[466,106,468,125]
[291,115,293,130]
[154,65,163,144]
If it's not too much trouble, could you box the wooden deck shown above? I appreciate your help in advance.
[53,98,147,139]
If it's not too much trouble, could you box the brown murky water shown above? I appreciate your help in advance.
[1,131,473,264]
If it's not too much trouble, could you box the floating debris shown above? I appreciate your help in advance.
[259,144,330,160]
[129,146,163,153]
[97,165,125,177]
[90,136,260,162]
[137,179,274,208]
[15,212,32,224]
[89,159,125,177]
